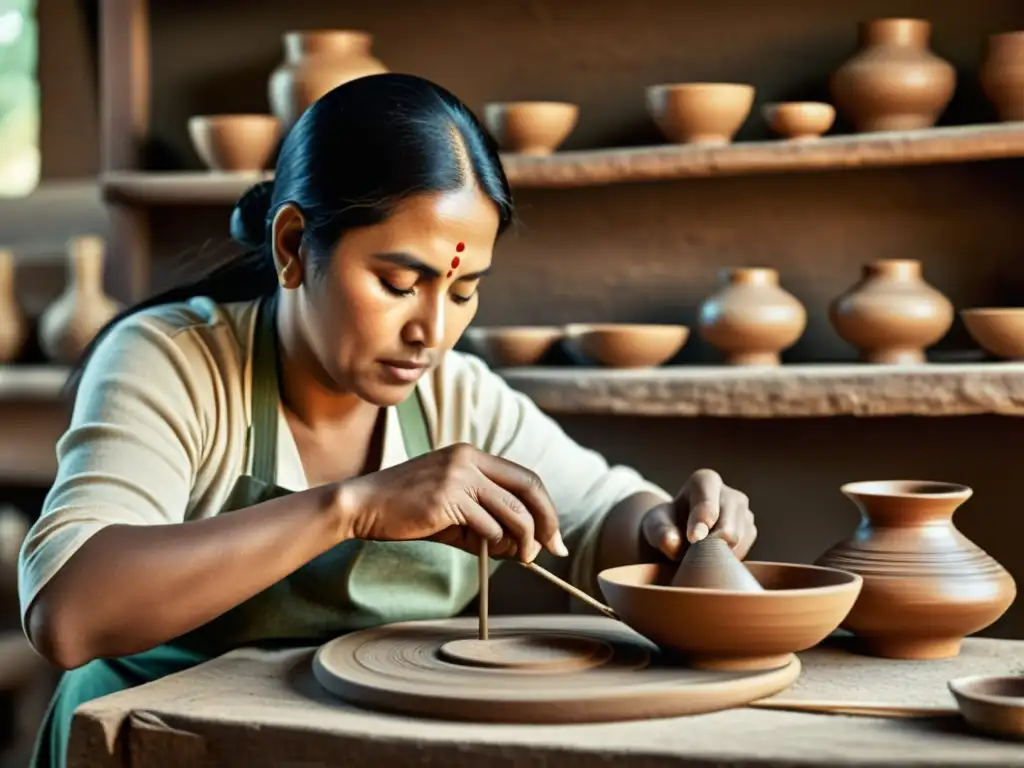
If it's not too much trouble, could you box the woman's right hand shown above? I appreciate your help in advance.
[337,443,568,562]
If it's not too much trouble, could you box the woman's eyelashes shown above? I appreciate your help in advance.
[378,276,475,304]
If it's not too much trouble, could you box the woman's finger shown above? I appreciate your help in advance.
[685,469,724,542]
[469,473,540,562]
[640,502,685,560]
[715,487,750,546]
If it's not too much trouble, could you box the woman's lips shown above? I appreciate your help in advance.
[379,359,429,383]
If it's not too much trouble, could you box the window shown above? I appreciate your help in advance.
[0,0,37,197]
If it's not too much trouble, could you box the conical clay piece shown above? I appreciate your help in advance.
[671,534,764,591]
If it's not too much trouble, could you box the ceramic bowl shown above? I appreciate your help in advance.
[948,675,1024,740]
[598,561,863,671]
[188,114,281,172]
[961,308,1024,360]
[763,101,836,140]
[463,326,563,367]
[566,323,689,368]
[646,83,755,145]
[483,102,579,155]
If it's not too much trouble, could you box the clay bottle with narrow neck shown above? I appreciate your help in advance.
[829,259,952,364]
[39,236,122,365]
[0,249,27,363]
[697,267,807,366]
[830,18,956,132]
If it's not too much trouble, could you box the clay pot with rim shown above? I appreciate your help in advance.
[814,481,1017,660]
[830,18,956,132]
[483,102,579,155]
[598,560,862,671]
[980,31,1024,122]
[463,326,563,367]
[646,83,755,145]
[566,323,688,368]
[763,102,836,140]
[961,308,1024,360]
[0,248,27,363]
[948,675,1024,741]
[829,259,953,364]
[698,267,807,366]
[187,114,280,172]
[268,30,388,128]
[38,236,122,365]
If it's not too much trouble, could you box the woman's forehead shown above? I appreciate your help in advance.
[366,188,498,261]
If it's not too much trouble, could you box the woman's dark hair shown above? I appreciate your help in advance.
[68,73,514,391]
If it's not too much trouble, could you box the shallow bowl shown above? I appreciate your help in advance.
[961,308,1024,360]
[483,101,579,155]
[187,114,280,172]
[762,101,836,140]
[566,323,689,368]
[598,561,863,670]
[646,83,755,145]
[463,326,563,367]
[948,675,1024,740]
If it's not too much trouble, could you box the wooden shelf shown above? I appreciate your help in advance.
[100,123,1024,205]
[498,363,1024,418]
[0,367,70,485]
[0,366,69,401]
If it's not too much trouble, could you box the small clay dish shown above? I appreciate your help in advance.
[598,561,863,671]
[763,102,836,140]
[961,308,1024,360]
[948,675,1024,740]
[566,323,689,368]
[463,326,563,367]
[188,114,281,172]
[646,83,755,145]
[483,102,579,155]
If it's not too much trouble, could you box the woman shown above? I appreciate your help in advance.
[19,73,756,767]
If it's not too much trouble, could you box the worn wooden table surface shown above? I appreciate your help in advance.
[69,623,1024,768]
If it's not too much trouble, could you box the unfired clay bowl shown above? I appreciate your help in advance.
[598,561,863,671]
[646,83,755,145]
[566,323,689,368]
[948,675,1024,740]
[483,102,579,155]
[187,114,281,172]
[763,102,836,140]
[961,309,1024,360]
[464,326,563,367]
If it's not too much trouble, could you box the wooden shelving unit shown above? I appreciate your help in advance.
[0,366,70,484]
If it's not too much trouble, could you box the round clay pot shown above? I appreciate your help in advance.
[762,102,836,140]
[961,308,1024,360]
[38,236,123,365]
[598,561,862,671]
[483,102,579,155]
[980,31,1024,122]
[830,18,956,132]
[829,259,953,364]
[463,326,563,367]
[187,114,281,172]
[0,249,27,363]
[646,83,755,145]
[268,30,388,128]
[814,480,1017,660]
[698,267,807,366]
[948,675,1024,741]
[566,323,689,368]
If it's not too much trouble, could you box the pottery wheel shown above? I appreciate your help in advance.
[312,615,801,724]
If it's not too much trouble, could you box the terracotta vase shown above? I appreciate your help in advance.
[815,481,1016,660]
[830,18,956,132]
[268,30,388,128]
[698,267,807,366]
[0,249,27,363]
[829,259,953,364]
[39,236,122,365]
[980,32,1024,121]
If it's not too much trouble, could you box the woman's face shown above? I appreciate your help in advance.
[295,185,500,406]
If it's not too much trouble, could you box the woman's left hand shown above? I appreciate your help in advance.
[641,469,757,561]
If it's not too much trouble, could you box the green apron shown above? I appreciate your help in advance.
[31,293,487,768]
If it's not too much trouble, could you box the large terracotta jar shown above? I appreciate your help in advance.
[697,267,807,366]
[830,18,956,132]
[980,31,1024,121]
[268,30,388,129]
[0,248,27,363]
[829,259,952,364]
[815,481,1016,660]
[38,236,122,365]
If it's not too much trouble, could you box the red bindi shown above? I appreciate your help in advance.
[446,270,453,278]
[451,256,461,269]
[455,242,465,253]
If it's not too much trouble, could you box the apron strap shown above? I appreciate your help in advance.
[250,293,280,484]
[396,388,432,458]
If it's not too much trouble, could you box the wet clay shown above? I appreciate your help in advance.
[671,534,764,591]
[312,615,801,723]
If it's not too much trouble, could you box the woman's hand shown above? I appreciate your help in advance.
[641,469,757,560]
[337,443,569,562]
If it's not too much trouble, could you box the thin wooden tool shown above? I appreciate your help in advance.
[517,560,620,621]
[478,539,489,641]
[749,698,959,719]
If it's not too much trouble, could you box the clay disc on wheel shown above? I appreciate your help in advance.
[312,615,801,724]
